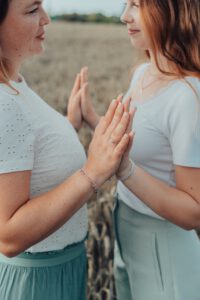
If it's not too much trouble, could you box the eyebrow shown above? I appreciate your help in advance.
[27,0,43,7]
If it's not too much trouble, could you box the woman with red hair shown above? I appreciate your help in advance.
[80,0,200,299]
[113,0,200,299]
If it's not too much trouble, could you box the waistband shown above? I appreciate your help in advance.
[0,239,86,268]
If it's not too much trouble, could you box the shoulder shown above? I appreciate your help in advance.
[0,91,17,115]
[168,77,200,112]
[0,91,32,127]
[163,78,200,134]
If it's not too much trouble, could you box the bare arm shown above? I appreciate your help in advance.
[0,99,131,257]
[0,170,94,257]
[121,164,200,230]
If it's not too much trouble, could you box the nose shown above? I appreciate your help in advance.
[120,6,134,24]
[40,7,51,26]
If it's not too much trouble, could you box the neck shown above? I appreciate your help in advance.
[148,50,174,75]
[2,57,22,82]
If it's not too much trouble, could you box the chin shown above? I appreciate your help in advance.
[29,46,45,57]
[130,39,148,50]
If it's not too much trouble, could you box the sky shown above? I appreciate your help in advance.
[43,0,124,16]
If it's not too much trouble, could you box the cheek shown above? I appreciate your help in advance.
[129,32,149,50]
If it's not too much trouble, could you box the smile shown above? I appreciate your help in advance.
[36,32,46,40]
[128,29,140,35]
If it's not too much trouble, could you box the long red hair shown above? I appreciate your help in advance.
[140,0,200,79]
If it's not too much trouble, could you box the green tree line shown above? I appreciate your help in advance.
[52,13,121,24]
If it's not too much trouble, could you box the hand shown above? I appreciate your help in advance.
[80,67,100,130]
[116,101,136,178]
[67,72,83,131]
[83,98,133,187]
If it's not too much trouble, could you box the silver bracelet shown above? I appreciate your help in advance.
[117,160,136,182]
[80,168,98,193]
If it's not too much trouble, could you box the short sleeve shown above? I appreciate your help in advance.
[0,96,35,174]
[169,85,200,167]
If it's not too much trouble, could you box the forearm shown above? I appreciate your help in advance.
[122,166,200,229]
[1,170,95,256]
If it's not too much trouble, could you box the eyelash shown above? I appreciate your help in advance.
[124,2,139,8]
[29,6,39,14]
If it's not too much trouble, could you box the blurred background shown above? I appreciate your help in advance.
[21,1,145,299]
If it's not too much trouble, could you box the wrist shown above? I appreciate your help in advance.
[67,115,81,132]
[83,162,106,188]
[117,159,136,182]
[79,168,98,193]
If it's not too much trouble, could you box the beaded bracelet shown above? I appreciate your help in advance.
[117,160,136,182]
[80,168,98,193]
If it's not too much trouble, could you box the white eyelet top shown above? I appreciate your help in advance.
[0,77,88,252]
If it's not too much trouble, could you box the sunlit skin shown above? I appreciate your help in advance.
[0,0,133,258]
[121,0,151,50]
[76,0,200,231]
[0,0,50,81]
[121,0,176,75]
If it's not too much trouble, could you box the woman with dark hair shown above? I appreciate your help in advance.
[79,0,200,299]
[0,0,133,299]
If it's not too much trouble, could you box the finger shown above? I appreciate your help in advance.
[110,111,130,144]
[114,133,130,156]
[124,96,131,112]
[81,67,88,87]
[124,131,135,157]
[70,73,81,98]
[81,82,89,100]
[95,99,119,134]
[116,93,123,103]
[105,102,124,137]
[125,107,136,135]
[70,88,82,110]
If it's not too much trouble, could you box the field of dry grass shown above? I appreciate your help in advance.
[21,21,145,299]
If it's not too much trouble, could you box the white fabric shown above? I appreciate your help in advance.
[117,63,200,219]
[0,77,88,252]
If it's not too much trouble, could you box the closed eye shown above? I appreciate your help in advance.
[124,1,139,8]
[29,7,39,14]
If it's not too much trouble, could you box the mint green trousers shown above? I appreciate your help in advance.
[0,240,87,300]
[113,196,200,300]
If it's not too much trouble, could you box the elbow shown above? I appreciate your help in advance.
[0,240,25,258]
[175,205,200,231]
[180,218,200,231]
[0,245,20,258]
[183,223,200,231]
[0,226,28,258]
[182,224,196,231]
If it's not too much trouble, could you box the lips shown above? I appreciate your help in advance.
[36,31,45,40]
[128,29,140,35]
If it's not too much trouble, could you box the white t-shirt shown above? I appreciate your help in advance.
[117,63,200,219]
[0,77,88,252]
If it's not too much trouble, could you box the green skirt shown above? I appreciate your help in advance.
[0,239,87,300]
[113,196,200,300]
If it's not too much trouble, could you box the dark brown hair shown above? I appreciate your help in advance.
[0,0,9,23]
[0,0,13,85]
[140,0,200,79]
